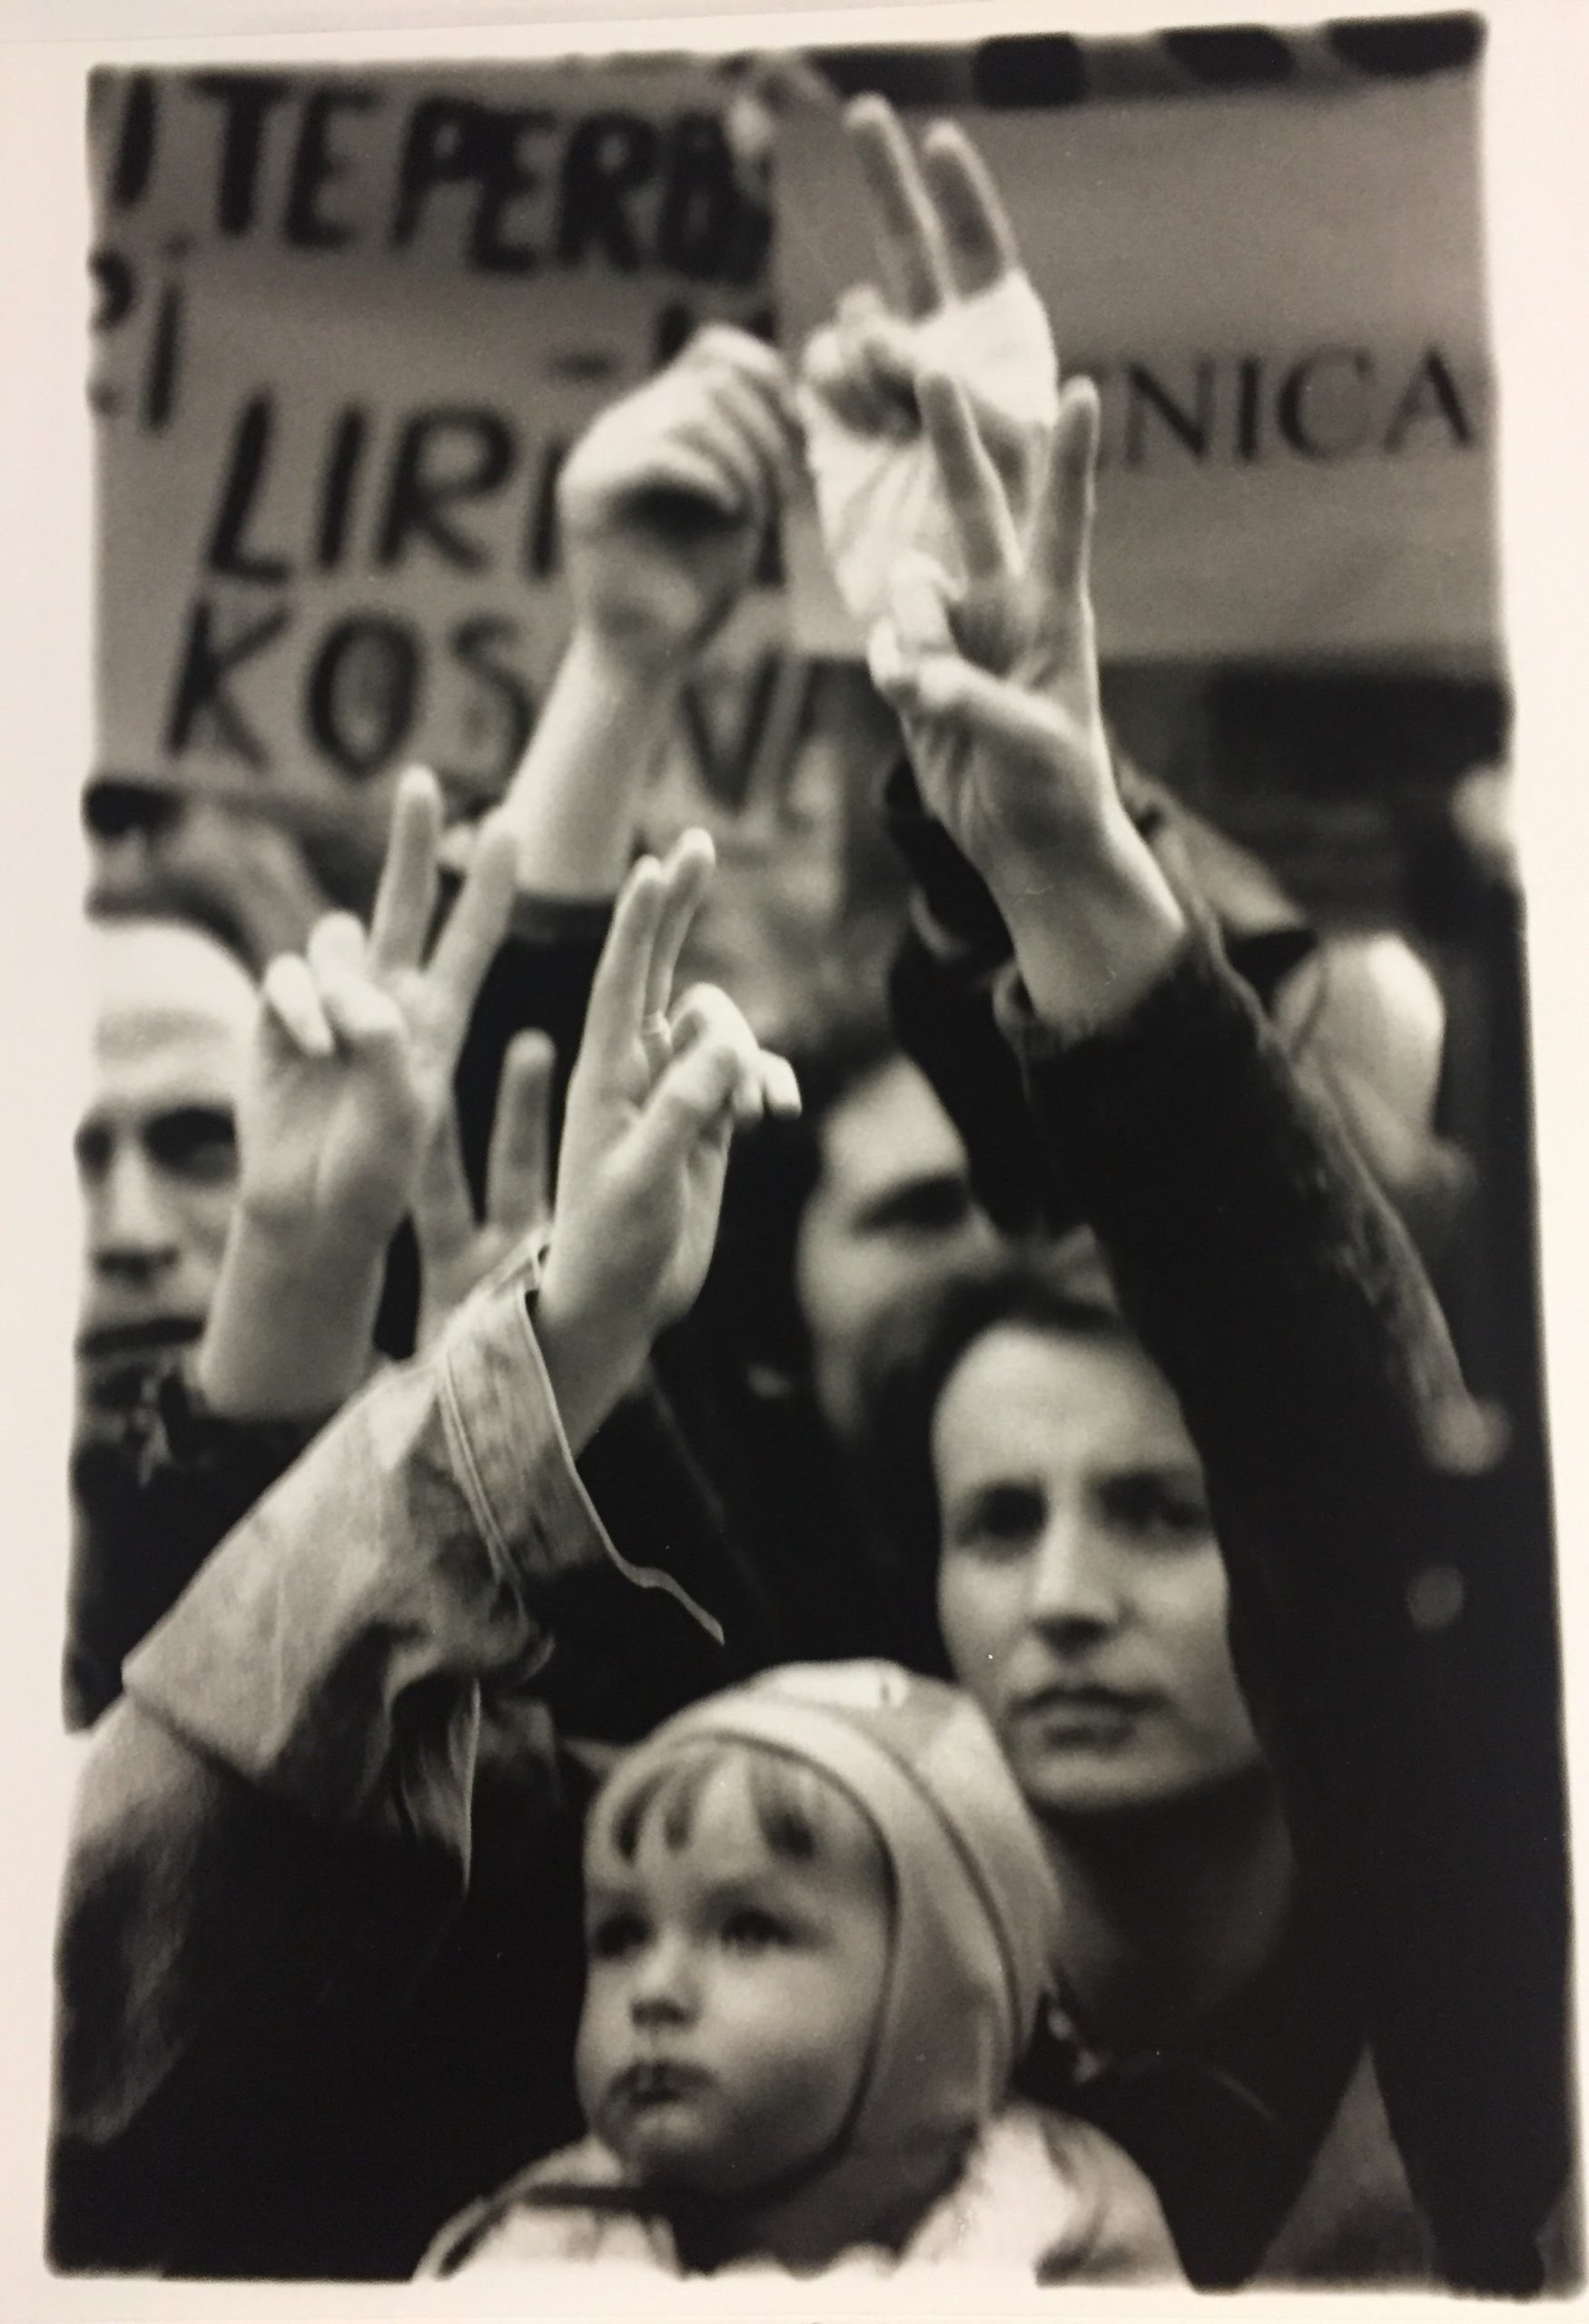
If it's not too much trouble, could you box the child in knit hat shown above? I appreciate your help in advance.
[423,1660,1176,2282]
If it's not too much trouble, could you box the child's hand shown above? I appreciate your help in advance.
[236,769,518,1262]
[535,832,798,1449]
[413,1031,555,1349]
[558,327,801,675]
[799,98,1058,628]
[867,377,1187,1029]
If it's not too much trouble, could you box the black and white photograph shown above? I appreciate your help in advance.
[4,0,1585,2306]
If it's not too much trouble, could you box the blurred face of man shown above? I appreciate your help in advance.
[794,1054,999,1442]
[933,1323,1264,1821]
[74,921,255,1418]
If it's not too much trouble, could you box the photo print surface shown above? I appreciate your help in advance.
[58,15,1574,2299]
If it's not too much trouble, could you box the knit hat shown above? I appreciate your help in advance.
[597,1659,1061,2163]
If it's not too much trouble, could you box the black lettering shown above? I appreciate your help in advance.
[656,113,739,282]
[1384,348,1475,452]
[205,396,291,583]
[316,407,370,569]
[469,107,553,272]
[189,74,294,236]
[1124,361,1214,467]
[442,616,536,784]
[108,74,158,210]
[376,409,516,571]
[720,164,773,290]
[1277,348,1374,459]
[556,113,658,270]
[307,615,421,777]
[521,437,568,579]
[142,280,183,432]
[1236,355,1262,463]
[284,85,375,250]
[88,250,136,332]
[163,597,287,766]
[390,96,490,248]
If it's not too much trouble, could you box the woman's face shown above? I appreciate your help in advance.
[933,1323,1264,1819]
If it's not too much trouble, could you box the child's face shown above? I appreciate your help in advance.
[577,1758,892,2200]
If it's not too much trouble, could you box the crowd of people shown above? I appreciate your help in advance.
[56,94,1571,2291]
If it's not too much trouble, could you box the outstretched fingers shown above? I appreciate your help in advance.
[847,95,953,319]
[369,767,443,974]
[1032,376,1100,605]
[645,829,717,1024]
[582,853,668,1068]
[484,1028,555,1235]
[918,367,1022,583]
[919,119,1022,297]
[425,812,518,1043]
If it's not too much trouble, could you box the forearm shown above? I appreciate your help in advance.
[498,625,679,899]
[998,803,1189,1041]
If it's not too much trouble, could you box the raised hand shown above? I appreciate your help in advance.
[799,97,1059,626]
[535,832,799,1449]
[235,768,518,1256]
[558,326,802,674]
[867,376,1186,1030]
[865,369,1113,889]
[413,1030,555,1349]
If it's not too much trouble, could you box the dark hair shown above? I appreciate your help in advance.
[686,994,907,1384]
[851,1245,1127,1675]
[589,1734,888,1891]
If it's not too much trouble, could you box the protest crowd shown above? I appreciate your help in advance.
[57,63,1572,2295]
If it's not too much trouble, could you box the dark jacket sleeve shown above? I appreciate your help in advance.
[65,1359,323,1730]
[1000,938,1570,2294]
[882,757,1314,1238]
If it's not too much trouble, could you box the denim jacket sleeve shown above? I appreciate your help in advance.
[118,1246,717,1847]
[50,1253,719,2273]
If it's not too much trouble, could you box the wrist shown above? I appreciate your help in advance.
[533,1258,647,1455]
[498,625,683,900]
[565,615,691,702]
[998,806,1190,1036]
[235,1185,401,1261]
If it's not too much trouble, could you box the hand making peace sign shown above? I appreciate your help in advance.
[236,769,518,1257]
[535,831,799,1450]
[799,96,1060,627]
